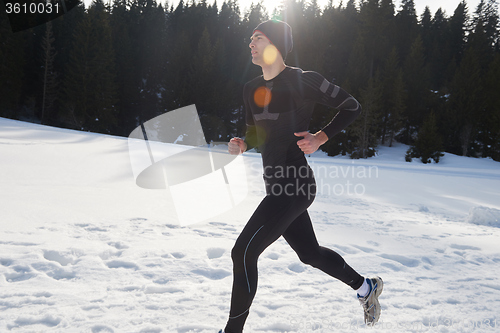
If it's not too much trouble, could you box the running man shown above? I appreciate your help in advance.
[221,20,382,333]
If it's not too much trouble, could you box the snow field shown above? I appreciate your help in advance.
[1,117,499,332]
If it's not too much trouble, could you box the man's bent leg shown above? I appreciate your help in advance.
[283,211,364,289]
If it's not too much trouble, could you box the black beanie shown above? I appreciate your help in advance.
[253,20,293,60]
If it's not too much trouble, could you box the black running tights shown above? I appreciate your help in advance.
[224,174,364,333]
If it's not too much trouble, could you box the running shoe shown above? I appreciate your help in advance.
[357,276,383,326]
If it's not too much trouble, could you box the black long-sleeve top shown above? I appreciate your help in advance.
[243,66,362,180]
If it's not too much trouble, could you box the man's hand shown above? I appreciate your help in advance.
[229,137,247,155]
[294,131,328,155]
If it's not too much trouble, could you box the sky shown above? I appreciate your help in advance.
[84,0,484,18]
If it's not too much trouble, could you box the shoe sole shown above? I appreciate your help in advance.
[369,276,383,326]
[373,276,383,298]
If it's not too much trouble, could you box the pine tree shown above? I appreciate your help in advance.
[448,1,468,65]
[351,73,382,159]
[448,47,483,156]
[134,0,167,123]
[41,21,58,125]
[111,0,139,136]
[301,0,324,71]
[401,35,430,143]
[359,0,390,79]
[394,0,419,61]
[189,27,219,141]
[428,8,450,90]
[49,1,85,126]
[468,1,499,94]
[405,111,444,163]
[320,0,360,83]
[472,0,499,50]
[388,70,405,146]
[421,6,432,49]
[446,0,499,157]
[479,53,500,161]
[0,10,25,118]
[62,0,118,133]
[381,48,405,146]
[344,34,369,97]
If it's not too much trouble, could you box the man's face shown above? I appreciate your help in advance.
[249,31,280,66]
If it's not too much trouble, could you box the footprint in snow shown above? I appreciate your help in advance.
[0,258,13,266]
[209,222,227,227]
[267,252,279,260]
[450,243,481,251]
[144,285,183,294]
[139,327,162,333]
[351,244,377,253]
[446,298,461,305]
[31,262,76,280]
[130,217,147,222]
[206,247,225,259]
[421,256,434,265]
[210,222,237,232]
[4,265,36,282]
[43,250,76,266]
[79,224,108,232]
[99,250,123,260]
[108,241,129,250]
[334,245,358,255]
[0,240,38,246]
[288,263,305,273]
[106,260,138,270]
[379,253,420,267]
[192,268,231,280]
[480,283,500,291]
[406,303,423,310]
[7,314,62,330]
[91,325,114,333]
[171,252,185,259]
[381,262,402,272]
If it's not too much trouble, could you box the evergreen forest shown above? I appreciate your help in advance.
[1,0,499,162]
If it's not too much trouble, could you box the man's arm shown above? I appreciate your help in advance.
[295,71,362,154]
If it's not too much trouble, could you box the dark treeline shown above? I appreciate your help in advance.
[1,0,499,162]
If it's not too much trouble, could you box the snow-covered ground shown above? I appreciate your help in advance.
[1,117,499,332]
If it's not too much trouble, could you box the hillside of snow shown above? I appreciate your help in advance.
[1,117,499,332]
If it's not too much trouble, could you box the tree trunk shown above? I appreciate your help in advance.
[461,124,472,156]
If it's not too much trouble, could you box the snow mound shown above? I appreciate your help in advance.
[467,206,500,227]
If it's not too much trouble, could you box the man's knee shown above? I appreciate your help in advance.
[231,243,245,264]
[232,236,262,267]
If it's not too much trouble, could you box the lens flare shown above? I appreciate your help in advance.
[253,86,272,108]
[263,44,279,65]
[247,125,267,148]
